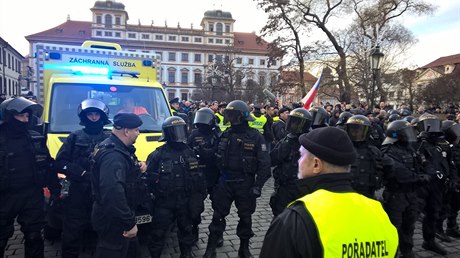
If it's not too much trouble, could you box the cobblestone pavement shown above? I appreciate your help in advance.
[5,178,460,257]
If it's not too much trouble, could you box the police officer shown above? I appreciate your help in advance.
[188,108,221,244]
[381,120,426,258]
[146,116,204,258]
[270,108,312,217]
[90,113,144,258]
[344,115,392,199]
[309,106,329,129]
[335,111,352,130]
[215,102,229,132]
[249,104,274,151]
[416,114,450,255]
[55,99,110,258]
[442,120,460,238]
[0,97,59,258]
[169,97,181,115]
[260,127,398,258]
[271,107,290,143]
[204,100,271,258]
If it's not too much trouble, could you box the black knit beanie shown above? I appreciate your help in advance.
[299,127,356,166]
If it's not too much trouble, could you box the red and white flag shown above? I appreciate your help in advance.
[301,71,323,110]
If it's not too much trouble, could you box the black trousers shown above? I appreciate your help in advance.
[418,179,445,241]
[147,194,194,258]
[208,178,257,240]
[383,190,419,256]
[270,181,301,217]
[0,187,45,258]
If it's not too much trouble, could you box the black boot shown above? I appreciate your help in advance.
[192,225,199,245]
[24,232,44,258]
[216,234,224,247]
[446,227,460,238]
[203,235,218,258]
[422,240,447,256]
[0,239,8,258]
[435,230,452,242]
[238,239,253,258]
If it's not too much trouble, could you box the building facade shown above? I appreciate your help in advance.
[25,0,280,102]
[0,37,24,97]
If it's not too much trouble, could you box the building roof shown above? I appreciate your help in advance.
[280,70,318,84]
[203,10,233,20]
[26,20,269,53]
[421,53,460,69]
[93,0,125,11]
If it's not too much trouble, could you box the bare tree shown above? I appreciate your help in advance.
[416,72,460,106]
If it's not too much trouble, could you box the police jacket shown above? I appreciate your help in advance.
[272,119,287,142]
[270,134,300,185]
[91,134,140,231]
[188,128,220,169]
[416,138,452,179]
[381,142,420,191]
[260,173,398,258]
[0,123,59,193]
[216,123,271,188]
[146,143,205,198]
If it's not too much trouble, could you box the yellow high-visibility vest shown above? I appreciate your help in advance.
[215,112,229,131]
[249,114,267,134]
[292,189,398,258]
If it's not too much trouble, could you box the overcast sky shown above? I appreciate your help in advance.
[0,0,459,68]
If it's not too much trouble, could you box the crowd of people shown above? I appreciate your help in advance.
[2,93,460,258]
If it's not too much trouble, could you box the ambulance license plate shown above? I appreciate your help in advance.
[135,214,152,224]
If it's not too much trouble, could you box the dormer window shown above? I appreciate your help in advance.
[105,14,113,29]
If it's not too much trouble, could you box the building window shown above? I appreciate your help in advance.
[270,74,277,86]
[225,24,230,33]
[155,35,163,40]
[104,14,112,28]
[194,54,201,62]
[168,70,176,83]
[272,60,277,66]
[115,32,121,37]
[260,59,266,66]
[215,55,223,63]
[248,59,254,65]
[259,75,266,86]
[216,23,223,35]
[96,15,102,24]
[156,52,163,61]
[225,39,230,44]
[115,17,121,25]
[208,38,214,44]
[104,31,113,37]
[96,31,102,36]
[181,71,189,83]
[142,34,150,39]
[181,92,188,101]
[209,24,214,32]
[128,33,136,38]
[194,72,202,85]
[181,53,189,62]
[236,58,242,64]
[208,54,214,62]
[181,36,189,42]
[168,92,175,100]
[168,52,176,61]
[216,39,223,44]
[194,37,202,43]
[168,35,176,41]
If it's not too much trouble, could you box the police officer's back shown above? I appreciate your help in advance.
[0,97,59,258]
[91,113,143,258]
[55,99,110,258]
[270,108,312,217]
[146,116,204,258]
[309,106,329,129]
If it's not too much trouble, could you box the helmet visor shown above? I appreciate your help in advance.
[286,116,311,134]
[399,126,417,142]
[345,124,369,142]
[417,119,442,133]
[446,123,460,142]
[311,112,328,126]
[163,124,188,143]
[223,109,242,125]
[194,110,215,125]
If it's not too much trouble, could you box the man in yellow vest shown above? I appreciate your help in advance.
[249,104,274,151]
[214,102,229,132]
[260,127,399,258]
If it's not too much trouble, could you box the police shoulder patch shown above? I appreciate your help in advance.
[261,144,267,152]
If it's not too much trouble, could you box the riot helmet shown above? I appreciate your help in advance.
[223,100,254,125]
[417,114,442,135]
[309,106,329,129]
[193,107,215,126]
[382,120,417,145]
[336,111,353,126]
[77,98,110,126]
[286,108,312,135]
[442,120,460,144]
[0,96,43,123]
[159,116,188,143]
[402,115,415,123]
[388,114,401,122]
[388,109,400,116]
[344,115,371,142]
[399,108,412,117]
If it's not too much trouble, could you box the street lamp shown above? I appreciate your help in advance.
[370,45,384,112]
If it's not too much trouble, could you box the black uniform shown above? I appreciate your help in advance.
[208,124,271,245]
[447,142,460,235]
[269,135,301,216]
[56,129,108,257]
[0,123,59,258]
[145,143,204,257]
[381,143,422,257]
[272,118,287,143]
[91,134,144,258]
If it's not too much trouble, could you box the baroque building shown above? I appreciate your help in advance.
[25,0,279,101]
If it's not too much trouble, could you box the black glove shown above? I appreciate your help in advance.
[251,187,262,198]
[418,174,431,183]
